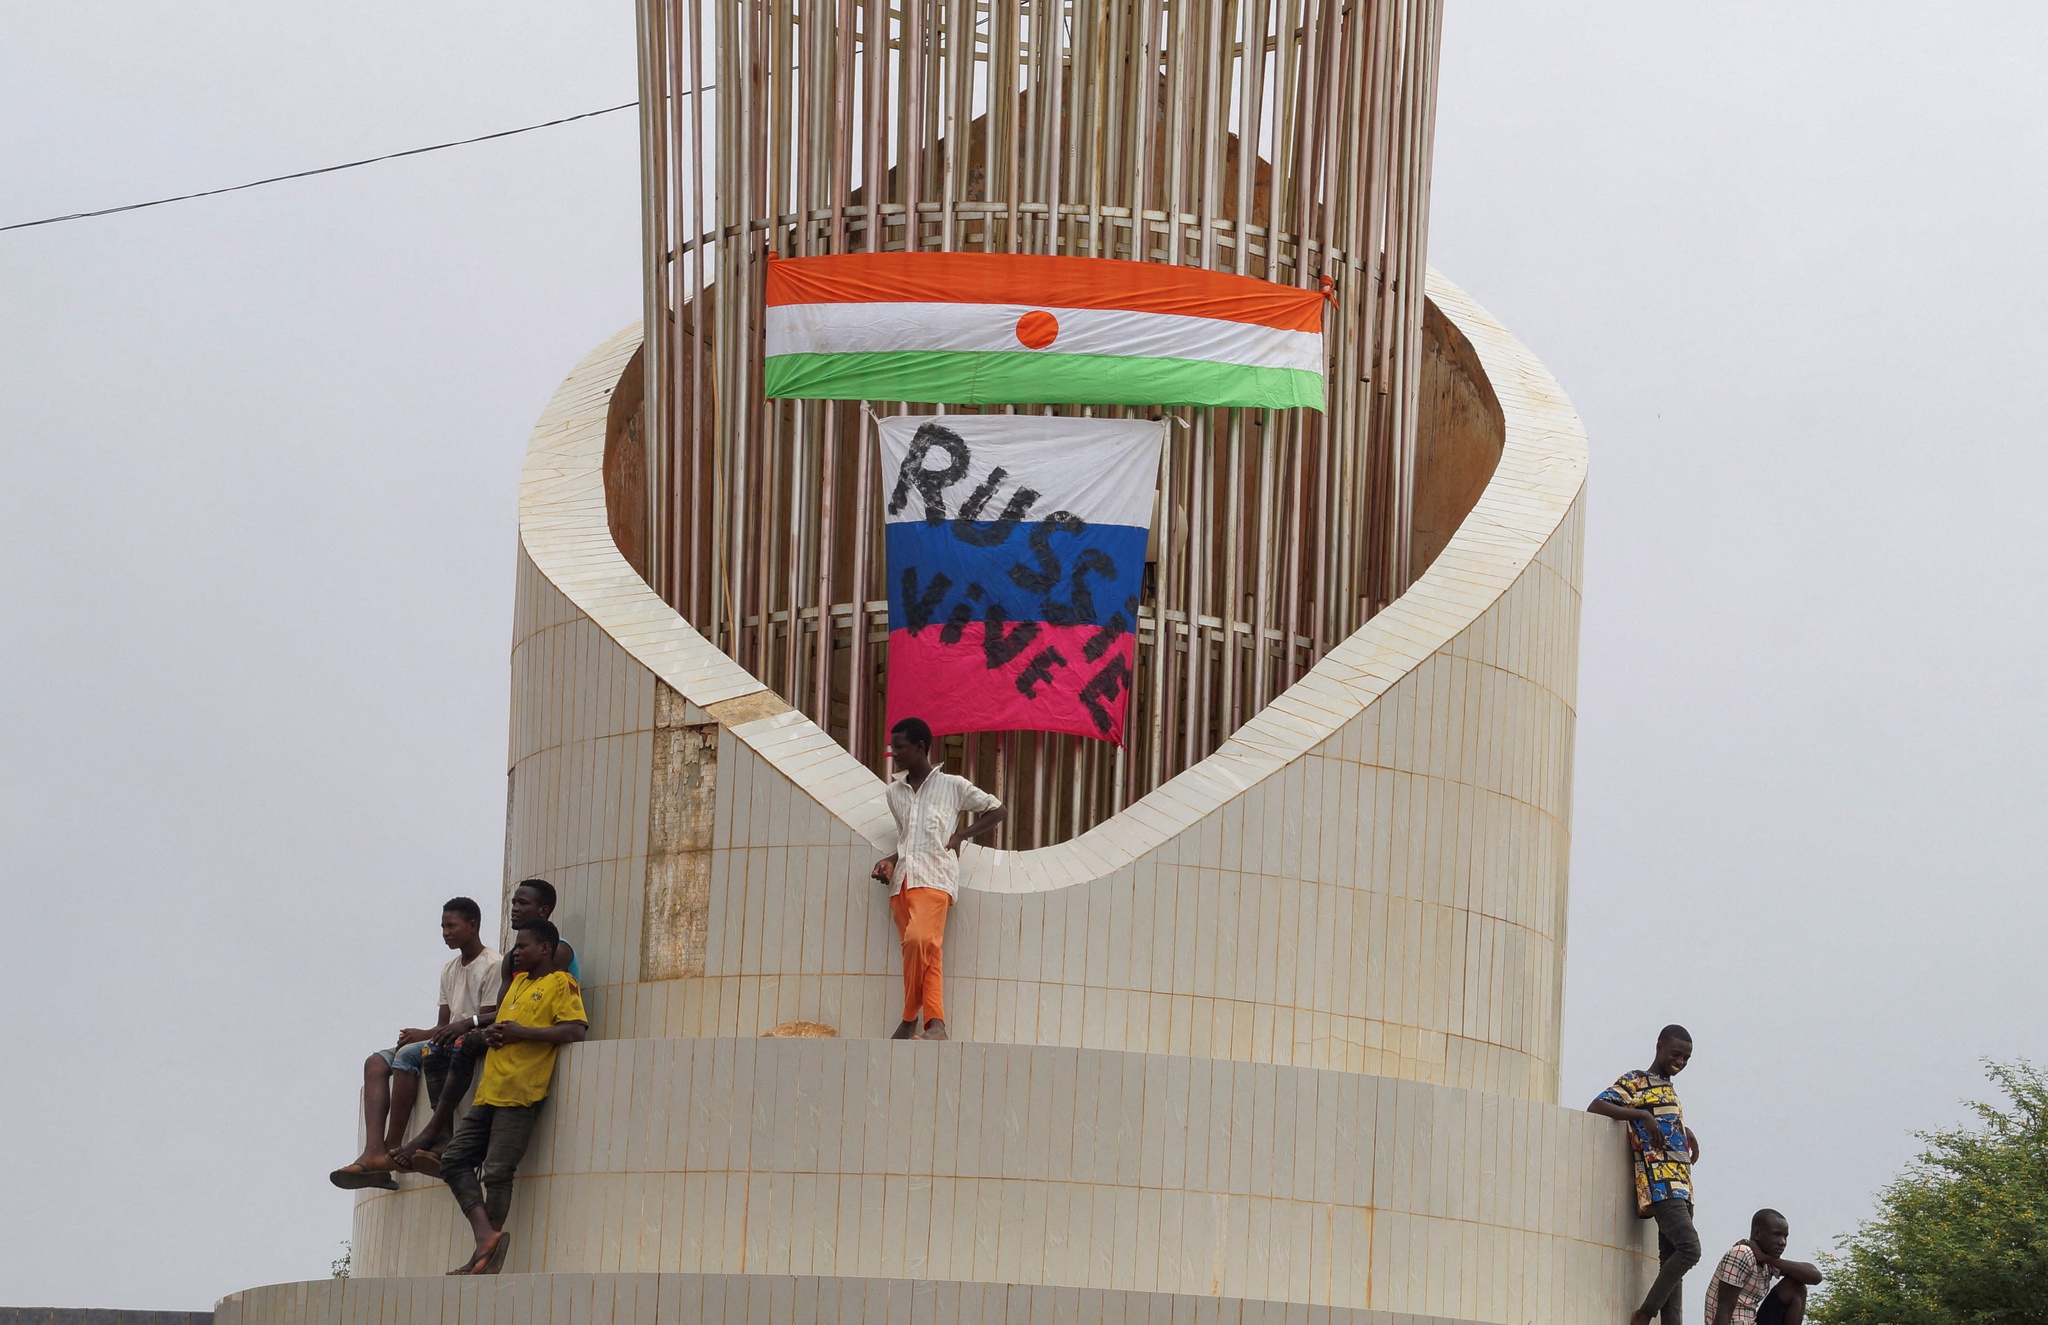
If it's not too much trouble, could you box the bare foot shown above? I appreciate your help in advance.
[921,1019,948,1041]
[891,1020,919,1039]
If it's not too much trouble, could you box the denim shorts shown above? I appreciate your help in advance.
[374,1039,430,1075]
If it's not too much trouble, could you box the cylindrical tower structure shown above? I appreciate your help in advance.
[214,7,1652,1324]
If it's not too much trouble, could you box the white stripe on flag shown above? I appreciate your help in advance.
[769,302,1323,373]
[874,414,1166,529]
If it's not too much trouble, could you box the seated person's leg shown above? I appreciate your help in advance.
[353,1051,395,1167]
[479,1103,544,1225]
[442,1033,486,1104]
[439,1105,505,1273]
[1755,1278,1806,1325]
[380,1041,427,1155]
[421,1044,452,1110]
[334,1045,421,1179]
[396,1035,488,1169]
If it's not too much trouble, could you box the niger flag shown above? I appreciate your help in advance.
[763,252,1326,410]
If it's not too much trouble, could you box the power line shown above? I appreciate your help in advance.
[1,100,642,234]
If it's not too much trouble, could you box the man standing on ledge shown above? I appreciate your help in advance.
[871,717,1005,1041]
[1590,1024,1703,1325]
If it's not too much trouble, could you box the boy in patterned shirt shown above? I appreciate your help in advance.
[1704,1209,1822,1325]
[1591,1025,1704,1325]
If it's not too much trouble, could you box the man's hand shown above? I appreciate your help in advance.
[871,854,898,884]
[945,833,964,854]
[1685,1126,1701,1162]
[482,1022,527,1048]
[431,1022,467,1047]
[395,1027,434,1048]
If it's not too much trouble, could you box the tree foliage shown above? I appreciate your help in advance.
[1813,1061,2048,1325]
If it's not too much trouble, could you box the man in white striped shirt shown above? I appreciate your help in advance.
[871,716,1006,1041]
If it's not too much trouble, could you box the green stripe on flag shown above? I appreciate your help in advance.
[763,350,1324,410]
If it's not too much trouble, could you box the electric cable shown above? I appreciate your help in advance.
[1,99,647,234]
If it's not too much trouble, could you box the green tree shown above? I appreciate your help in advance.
[1813,1060,2048,1325]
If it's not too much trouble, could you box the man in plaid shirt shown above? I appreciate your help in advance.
[1704,1209,1822,1325]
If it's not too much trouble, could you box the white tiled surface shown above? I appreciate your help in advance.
[499,274,1588,1102]
[342,1040,1642,1318]
[280,272,1648,1320]
[219,1272,1527,1325]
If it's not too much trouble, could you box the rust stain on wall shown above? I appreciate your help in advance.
[641,681,717,980]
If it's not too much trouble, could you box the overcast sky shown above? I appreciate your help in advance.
[3,1,2043,1311]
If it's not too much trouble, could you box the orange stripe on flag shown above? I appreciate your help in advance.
[765,252,1324,333]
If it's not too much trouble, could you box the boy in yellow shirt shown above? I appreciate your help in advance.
[440,918,588,1275]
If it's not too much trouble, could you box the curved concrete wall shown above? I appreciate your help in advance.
[343,1039,1639,1318]
[487,271,1581,1103]
[220,270,1642,1325]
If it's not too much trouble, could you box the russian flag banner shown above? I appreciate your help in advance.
[876,413,1167,744]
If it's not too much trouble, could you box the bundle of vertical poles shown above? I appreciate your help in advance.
[634,0,1443,851]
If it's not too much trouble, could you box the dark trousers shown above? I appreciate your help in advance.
[440,1102,542,1224]
[1641,1198,1702,1322]
[1755,1279,1807,1325]
[422,1035,486,1110]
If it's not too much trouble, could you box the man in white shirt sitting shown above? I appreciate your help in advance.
[329,897,501,1189]
[870,717,1005,1041]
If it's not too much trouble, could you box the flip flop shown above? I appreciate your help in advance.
[445,1233,502,1277]
[406,1150,443,1178]
[329,1164,399,1191]
[479,1231,511,1275]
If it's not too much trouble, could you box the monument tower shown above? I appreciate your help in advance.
[221,2,1648,1320]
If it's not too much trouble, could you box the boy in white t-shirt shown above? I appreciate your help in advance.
[329,897,501,1189]
[870,717,1005,1041]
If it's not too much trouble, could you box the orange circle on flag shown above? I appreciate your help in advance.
[1015,310,1060,350]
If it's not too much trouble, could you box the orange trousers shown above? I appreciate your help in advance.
[889,886,952,1023]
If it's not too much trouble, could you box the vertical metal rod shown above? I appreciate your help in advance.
[1183,416,1207,763]
[636,0,1444,836]
[1245,419,1261,720]
[1146,420,1173,792]
[1280,413,1305,684]
[1219,410,1244,737]
[636,0,668,605]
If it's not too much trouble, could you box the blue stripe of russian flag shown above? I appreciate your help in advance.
[884,520,1148,636]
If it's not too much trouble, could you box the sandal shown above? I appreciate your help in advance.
[330,1163,399,1191]
[445,1233,501,1277]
